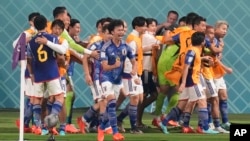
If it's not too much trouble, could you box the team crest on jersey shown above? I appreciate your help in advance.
[122,49,127,55]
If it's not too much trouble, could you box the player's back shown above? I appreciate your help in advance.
[28,32,60,82]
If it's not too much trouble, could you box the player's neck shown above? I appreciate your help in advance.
[112,38,121,47]
[38,29,46,33]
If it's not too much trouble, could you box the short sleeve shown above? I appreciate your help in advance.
[185,50,195,65]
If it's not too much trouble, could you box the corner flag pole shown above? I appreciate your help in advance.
[12,32,26,141]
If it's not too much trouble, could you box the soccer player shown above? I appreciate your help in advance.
[200,25,229,133]
[212,20,232,131]
[117,16,148,133]
[100,19,137,141]
[14,12,40,133]
[160,31,219,134]
[156,10,179,35]
[35,19,71,135]
[26,15,67,135]
[79,24,113,140]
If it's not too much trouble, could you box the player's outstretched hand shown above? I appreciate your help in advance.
[85,74,93,86]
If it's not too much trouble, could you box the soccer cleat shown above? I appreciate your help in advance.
[15,119,31,133]
[151,117,161,128]
[221,122,230,131]
[97,126,105,141]
[112,133,124,141]
[167,120,179,127]
[202,128,219,134]
[65,124,79,133]
[196,126,203,134]
[41,128,49,135]
[117,121,126,133]
[52,127,59,135]
[209,123,215,130]
[77,117,86,134]
[59,130,66,136]
[34,127,42,135]
[159,122,169,134]
[31,125,36,133]
[130,127,143,134]
[105,126,113,134]
[214,126,230,133]
[182,126,196,133]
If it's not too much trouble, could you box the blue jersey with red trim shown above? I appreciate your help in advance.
[100,40,134,84]
[27,32,59,82]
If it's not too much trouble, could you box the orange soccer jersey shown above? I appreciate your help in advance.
[126,34,143,76]
[58,37,70,77]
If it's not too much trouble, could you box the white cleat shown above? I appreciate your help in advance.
[214,126,230,133]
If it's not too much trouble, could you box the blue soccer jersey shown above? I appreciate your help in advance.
[100,40,134,84]
[88,40,104,81]
[27,32,60,82]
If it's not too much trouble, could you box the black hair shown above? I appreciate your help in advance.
[178,16,186,24]
[53,6,67,18]
[107,19,124,33]
[96,18,104,28]
[186,12,199,25]
[51,19,65,30]
[168,10,179,18]
[192,16,206,29]
[191,31,205,46]
[69,19,80,27]
[28,12,40,21]
[132,16,147,29]
[34,15,47,30]
[102,17,113,26]
[102,24,109,33]
[146,18,158,27]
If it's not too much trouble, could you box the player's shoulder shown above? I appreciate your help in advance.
[102,40,112,50]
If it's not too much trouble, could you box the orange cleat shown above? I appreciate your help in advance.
[105,126,113,134]
[15,119,31,133]
[34,127,42,135]
[97,126,105,141]
[182,126,196,133]
[196,126,203,134]
[112,132,124,141]
[167,120,179,127]
[65,124,79,133]
[52,127,59,135]
[151,117,161,128]
[77,117,86,134]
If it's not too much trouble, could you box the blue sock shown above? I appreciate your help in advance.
[99,112,109,130]
[33,104,41,127]
[47,101,53,115]
[59,123,66,131]
[24,102,33,128]
[219,100,228,123]
[182,112,191,127]
[84,106,97,123]
[89,114,99,128]
[51,101,63,115]
[128,104,137,129]
[198,108,209,130]
[117,104,129,122]
[107,99,118,134]
[213,118,220,128]
[207,103,212,123]
[162,107,181,125]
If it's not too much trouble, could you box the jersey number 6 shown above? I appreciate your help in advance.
[37,45,48,62]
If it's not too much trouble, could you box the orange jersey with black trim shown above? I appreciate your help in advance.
[46,21,52,34]
[88,34,103,45]
[126,33,143,76]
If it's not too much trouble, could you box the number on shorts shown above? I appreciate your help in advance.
[37,45,48,62]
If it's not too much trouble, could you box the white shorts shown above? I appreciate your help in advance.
[122,78,143,96]
[33,78,64,98]
[25,78,34,97]
[179,83,206,102]
[90,80,104,101]
[60,77,67,97]
[205,79,218,98]
[214,77,227,91]
[199,74,206,90]
[101,81,123,98]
